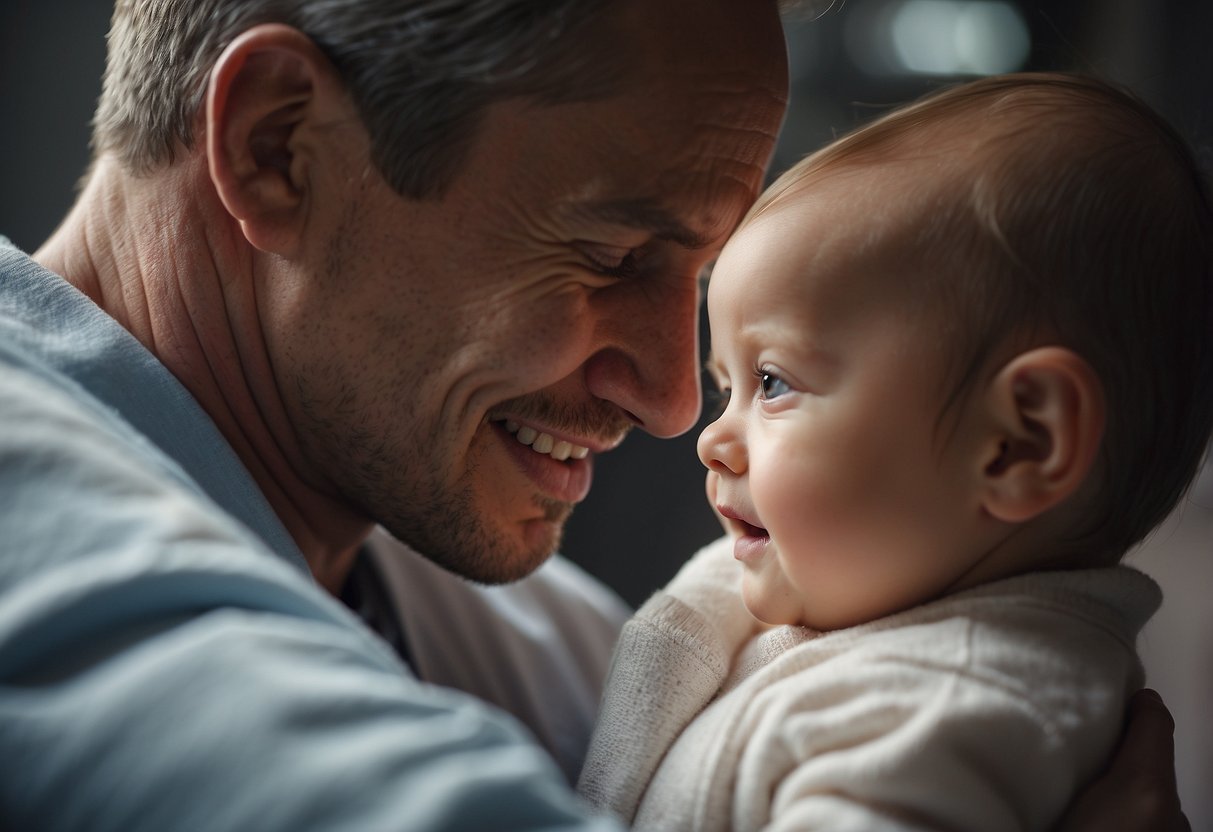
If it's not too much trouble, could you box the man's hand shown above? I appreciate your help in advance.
[1057,688,1189,831]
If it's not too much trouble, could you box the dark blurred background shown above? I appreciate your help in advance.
[1,0,1209,826]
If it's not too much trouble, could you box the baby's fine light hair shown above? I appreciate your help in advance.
[750,72,1213,562]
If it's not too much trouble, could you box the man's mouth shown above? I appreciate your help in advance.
[496,419,591,462]
[488,417,598,504]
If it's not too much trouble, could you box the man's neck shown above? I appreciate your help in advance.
[33,154,372,593]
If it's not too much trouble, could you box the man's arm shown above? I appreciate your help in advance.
[1058,689,1190,832]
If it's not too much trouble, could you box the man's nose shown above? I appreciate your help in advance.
[582,281,702,438]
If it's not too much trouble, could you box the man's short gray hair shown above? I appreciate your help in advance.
[93,0,615,198]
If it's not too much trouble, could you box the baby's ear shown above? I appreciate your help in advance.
[977,347,1105,523]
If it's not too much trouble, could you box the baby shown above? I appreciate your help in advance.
[577,72,1213,831]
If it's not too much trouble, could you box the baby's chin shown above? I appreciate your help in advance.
[740,582,811,629]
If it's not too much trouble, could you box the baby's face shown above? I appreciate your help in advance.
[698,172,991,630]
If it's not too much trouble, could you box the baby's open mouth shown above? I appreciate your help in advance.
[738,519,768,538]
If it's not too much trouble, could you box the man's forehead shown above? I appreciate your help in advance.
[588,0,789,135]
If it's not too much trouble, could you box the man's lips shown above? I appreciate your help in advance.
[495,419,585,460]
[490,416,627,456]
[489,419,613,504]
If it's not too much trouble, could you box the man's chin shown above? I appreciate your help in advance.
[423,539,558,586]
[382,512,567,586]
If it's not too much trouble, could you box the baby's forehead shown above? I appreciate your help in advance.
[741,117,1075,285]
[746,98,1079,230]
[741,159,951,256]
[719,176,951,312]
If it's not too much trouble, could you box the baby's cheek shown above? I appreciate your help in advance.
[757,457,849,579]
[756,453,829,536]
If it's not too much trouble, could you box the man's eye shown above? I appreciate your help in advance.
[759,371,791,400]
[583,244,642,279]
[602,252,640,278]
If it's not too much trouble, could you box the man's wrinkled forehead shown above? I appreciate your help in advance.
[564,0,788,144]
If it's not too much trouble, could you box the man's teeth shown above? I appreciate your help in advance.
[502,420,590,461]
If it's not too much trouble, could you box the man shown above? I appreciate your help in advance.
[0,0,1186,828]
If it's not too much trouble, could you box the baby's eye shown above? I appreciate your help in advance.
[759,371,791,400]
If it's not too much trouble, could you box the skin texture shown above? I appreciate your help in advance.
[34,0,788,591]
[699,164,1104,630]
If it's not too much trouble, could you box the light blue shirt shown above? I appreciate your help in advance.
[0,239,620,831]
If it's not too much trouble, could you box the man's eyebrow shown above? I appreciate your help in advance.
[583,198,713,250]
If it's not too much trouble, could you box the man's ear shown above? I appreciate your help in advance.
[978,346,1105,524]
[205,24,352,256]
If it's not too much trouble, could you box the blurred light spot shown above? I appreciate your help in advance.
[955,2,1031,74]
[847,0,1031,77]
[891,0,963,74]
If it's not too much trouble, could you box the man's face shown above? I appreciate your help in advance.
[265,0,788,581]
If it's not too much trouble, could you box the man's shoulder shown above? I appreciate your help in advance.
[0,356,293,587]
[0,238,307,566]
